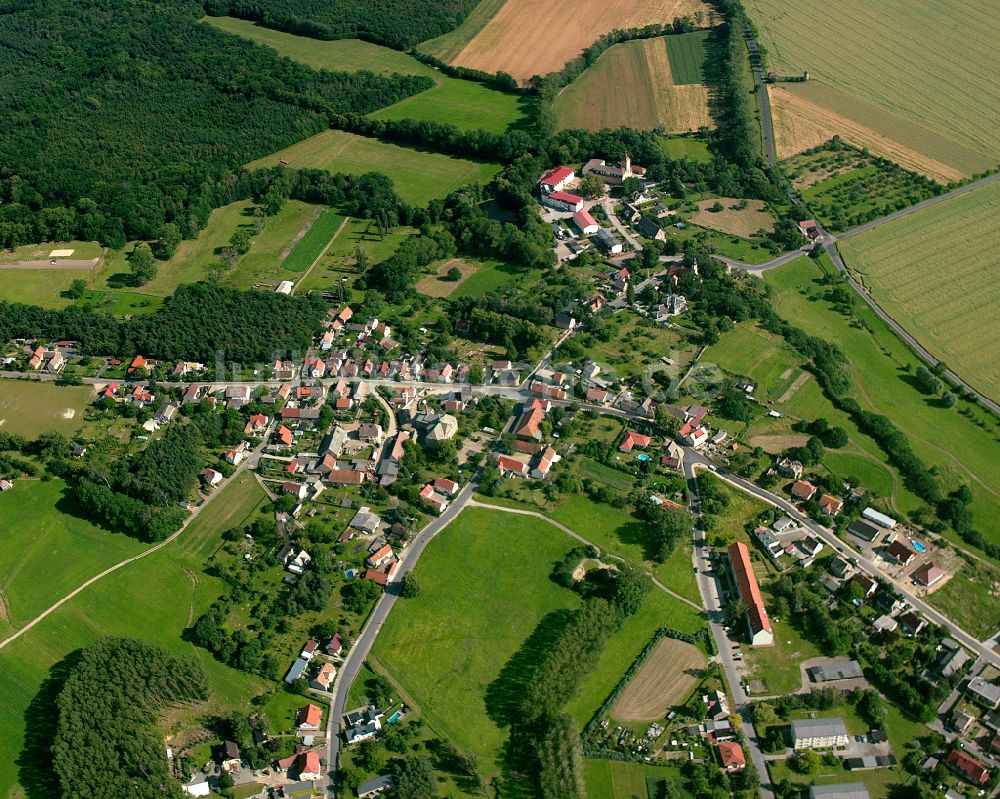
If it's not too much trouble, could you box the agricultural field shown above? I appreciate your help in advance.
[554,34,712,133]
[417,0,507,62]
[839,179,1000,403]
[207,16,529,134]
[447,0,714,83]
[583,760,691,799]
[766,256,1000,549]
[0,474,268,798]
[784,144,941,232]
[0,480,146,638]
[610,637,706,721]
[373,508,581,784]
[745,0,999,178]
[247,130,501,206]
[690,197,775,237]
[280,210,344,273]
[0,381,94,438]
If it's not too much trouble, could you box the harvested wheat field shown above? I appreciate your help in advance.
[745,0,999,177]
[452,0,713,82]
[554,37,711,132]
[691,198,775,237]
[611,637,706,721]
[768,85,966,185]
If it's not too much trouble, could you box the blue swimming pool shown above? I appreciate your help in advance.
[913,541,926,552]
[636,454,651,462]
[387,711,402,724]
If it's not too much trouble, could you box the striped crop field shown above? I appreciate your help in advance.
[745,0,999,177]
[839,179,1000,404]
[554,36,712,133]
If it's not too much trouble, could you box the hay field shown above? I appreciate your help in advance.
[451,0,713,82]
[768,85,967,184]
[691,197,775,236]
[554,36,711,132]
[247,130,501,205]
[839,179,1000,404]
[610,637,705,721]
[744,0,999,177]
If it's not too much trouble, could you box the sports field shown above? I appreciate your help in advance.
[373,509,580,783]
[0,381,94,438]
[554,35,712,133]
[745,0,999,177]
[449,0,713,82]
[247,130,501,206]
[0,474,267,797]
[207,16,527,133]
[611,637,705,721]
[839,180,1000,403]
[766,256,1000,549]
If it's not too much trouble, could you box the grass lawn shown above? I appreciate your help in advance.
[654,536,701,606]
[550,495,651,563]
[702,322,802,402]
[766,255,1000,550]
[0,479,146,637]
[584,760,692,799]
[568,588,705,728]
[926,563,1000,640]
[373,508,580,784]
[281,210,344,272]
[661,136,713,162]
[0,380,95,438]
[0,268,100,309]
[576,457,635,491]
[247,130,501,206]
[449,259,522,299]
[0,240,103,264]
[578,312,683,380]
[743,607,821,695]
[0,474,267,798]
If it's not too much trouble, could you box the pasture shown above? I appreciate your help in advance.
[247,130,501,205]
[448,259,520,298]
[0,267,96,310]
[745,0,999,177]
[208,16,528,134]
[449,0,714,82]
[766,256,1000,549]
[839,179,1000,404]
[583,761,689,799]
[0,475,267,798]
[373,508,580,783]
[554,36,711,133]
[610,637,705,721]
[0,480,146,637]
[690,197,775,236]
[0,381,94,438]
[281,210,344,272]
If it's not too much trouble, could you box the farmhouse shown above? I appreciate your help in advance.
[728,541,773,646]
[791,717,849,750]
[572,209,599,235]
[538,165,575,194]
[582,153,646,185]
[540,191,584,212]
[798,219,822,241]
[636,216,665,241]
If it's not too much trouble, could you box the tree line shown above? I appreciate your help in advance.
[51,638,208,799]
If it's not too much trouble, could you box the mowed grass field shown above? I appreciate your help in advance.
[583,761,691,799]
[206,16,528,134]
[744,0,999,177]
[373,508,580,782]
[554,35,712,133]
[766,256,1000,549]
[0,480,146,637]
[610,637,705,721]
[0,381,94,438]
[281,210,343,272]
[0,474,267,798]
[448,0,714,83]
[247,130,500,206]
[839,179,1000,403]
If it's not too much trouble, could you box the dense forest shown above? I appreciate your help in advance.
[0,283,326,363]
[205,0,482,49]
[51,638,208,799]
[0,0,430,247]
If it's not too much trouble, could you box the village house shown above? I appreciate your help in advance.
[357,775,394,799]
[201,468,223,489]
[595,228,623,254]
[852,573,878,599]
[798,219,823,241]
[636,215,665,241]
[530,446,558,480]
[655,294,687,322]
[496,454,530,478]
[419,483,450,513]
[619,431,652,453]
[968,677,1000,710]
[572,209,599,235]
[244,413,269,436]
[540,190,584,213]
[886,538,915,565]
[225,441,250,466]
[344,706,382,745]
[945,749,990,785]
[912,562,946,587]
[326,633,343,657]
[818,494,844,516]
[776,457,804,479]
[790,479,817,501]
[367,544,394,569]
[311,662,335,692]
[296,704,323,731]
[717,741,746,772]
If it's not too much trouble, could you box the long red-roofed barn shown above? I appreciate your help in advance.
[728,541,774,646]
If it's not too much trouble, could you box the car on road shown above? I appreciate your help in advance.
[708,464,717,472]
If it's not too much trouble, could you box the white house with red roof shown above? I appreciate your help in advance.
[296,703,323,731]
[619,431,652,453]
[497,454,530,478]
[572,209,599,235]
[538,165,575,194]
[540,191,584,213]
[244,413,269,436]
[311,662,336,692]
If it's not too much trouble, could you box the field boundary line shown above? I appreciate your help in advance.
[291,215,350,296]
[468,500,703,610]
[0,430,271,653]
